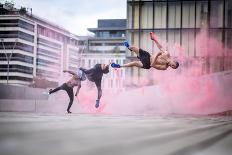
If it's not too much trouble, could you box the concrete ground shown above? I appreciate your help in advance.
[0,112,231,155]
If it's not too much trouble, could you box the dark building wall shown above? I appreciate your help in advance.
[98,19,127,28]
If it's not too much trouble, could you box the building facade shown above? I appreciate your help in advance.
[127,0,232,83]
[0,2,84,86]
[86,19,127,91]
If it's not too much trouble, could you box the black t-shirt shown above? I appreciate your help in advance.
[85,64,103,82]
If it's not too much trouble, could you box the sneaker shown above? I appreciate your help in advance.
[42,91,49,95]
[95,99,100,108]
[111,63,121,68]
[124,41,130,48]
[66,111,72,114]
[48,89,53,94]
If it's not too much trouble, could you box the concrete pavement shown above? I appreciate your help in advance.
[0,112,232,155]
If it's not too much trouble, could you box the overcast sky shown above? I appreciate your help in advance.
[5,0,127,35]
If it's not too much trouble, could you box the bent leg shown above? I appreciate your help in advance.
[95,80,102,100]
[121,61,143,68]
[129,45,140,56]
[95,80,102,108]
[49,84,64,94]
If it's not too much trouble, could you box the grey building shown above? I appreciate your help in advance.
[126,0,232,83]
[86,19,127,91]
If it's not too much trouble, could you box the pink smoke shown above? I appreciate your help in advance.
[51,28,232,115]
[99,28,232,115]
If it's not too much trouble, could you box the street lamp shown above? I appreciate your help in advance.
[0,38,17,85]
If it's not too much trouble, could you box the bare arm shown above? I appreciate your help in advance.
[75,85,81,96]
[63,70,76,76]
[150,32,166,52]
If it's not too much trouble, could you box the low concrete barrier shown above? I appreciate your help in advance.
[0,70,232,114]
[0,84,48,100]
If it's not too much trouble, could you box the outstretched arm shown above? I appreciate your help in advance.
[63,70,76,76]
[80,67,94,74]
[150,32,165,52]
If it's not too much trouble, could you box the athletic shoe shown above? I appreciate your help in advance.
[111,63,121,68]
[124,41,130,48]
[124,41,132,51]
[48,89,53,94]
[66,111,72,114]
[95,99,100,108]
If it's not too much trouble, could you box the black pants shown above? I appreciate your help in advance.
[95,80,102,100]
[50,83,74,112]
[81,68,102,101]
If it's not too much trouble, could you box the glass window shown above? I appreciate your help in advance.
[36,58,60,69]
[225,0,232,28]
[141,2,153,29]
[38,25,45,35]
[151,30,166,54]
[18,31,34,42]
[134,4,140,29]
[182,30,195,57]
[182,1,195,28]
[18,20,34,32]
[0,42,34,53]
[131,31,139,52]
[17,42,34,53]
[127,3,133,29]
[154,2,167,28]
[37,48,60,58]
[0,19,18,27]
[0,53,33,64]
[167,30,181,57]
[225,29,232,50]
[140,31,153,52]
[0,64,33,74]
[0,31,18,38]
[210,0,223,28]
[168,2,181,28]
[102,31,109,37]
[36,69,60,79]
[0,76,32,81]
[225,30,232,70]
[195,29,207,57]
[196,1,208,28]
[209,29,223,44]
[38,38,62,49]
[0,31,34,42]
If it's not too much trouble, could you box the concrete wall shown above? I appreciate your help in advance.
[107,70,232,115]
[0,84,80,113]
[0,70,232,114]
[0,84,48,100]
[0,84,49,112]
